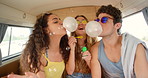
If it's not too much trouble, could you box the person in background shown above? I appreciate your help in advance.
[66,15,97,78]
[7,13,77,78]
[91,5,148,78]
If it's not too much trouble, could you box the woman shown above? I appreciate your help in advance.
[66,15,97,78]
[8,13,76,78]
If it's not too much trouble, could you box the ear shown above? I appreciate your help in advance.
[115,23,122,30]
[44,27,50,33]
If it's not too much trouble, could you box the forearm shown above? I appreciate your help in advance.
[91,60,101,78]
[66,49,75,75]
[85,60,91,69]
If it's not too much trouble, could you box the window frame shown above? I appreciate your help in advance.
[1,24,33,63]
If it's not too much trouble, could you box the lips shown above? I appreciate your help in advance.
[78,28,84,30]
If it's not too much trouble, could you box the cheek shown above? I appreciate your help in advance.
[47,26,56,32]
[101,25,110,33]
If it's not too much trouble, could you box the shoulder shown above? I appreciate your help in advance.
[90,41,100,56]
[91,41,100,51]
[134,43,148,63]
[122,33,145,47]
[122,33,141,42]
[40,53,47,66]
[136,43,146,54]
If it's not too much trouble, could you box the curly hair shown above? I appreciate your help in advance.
[71,15,97,73]
[20,13,70,73]
[96,5,122,34]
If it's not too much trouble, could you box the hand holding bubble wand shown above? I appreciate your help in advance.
[82,47,88,57]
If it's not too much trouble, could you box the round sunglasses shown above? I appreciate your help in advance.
[94,17,113,23]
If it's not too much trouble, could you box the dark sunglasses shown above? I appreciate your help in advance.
[94,17,113,23]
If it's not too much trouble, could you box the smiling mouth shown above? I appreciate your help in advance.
[79,28,84,30]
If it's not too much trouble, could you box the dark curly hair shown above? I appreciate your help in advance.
[20,13,70,73]
[96,5,122,34]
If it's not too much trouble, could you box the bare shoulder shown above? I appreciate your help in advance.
[91,41,100,52]
[136,43,146,53]
[90,41,100,56]
[136,43,146,56]
[134,43,148,77]
[40,53,46,66]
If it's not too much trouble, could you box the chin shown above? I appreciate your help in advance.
[77,33,86,36]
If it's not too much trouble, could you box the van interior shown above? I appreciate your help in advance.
[0,0,148,77]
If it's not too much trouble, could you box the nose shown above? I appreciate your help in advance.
[98,22,103,28]
[99,21,103,25]
[79,23,83,25]
[79,23,85,26]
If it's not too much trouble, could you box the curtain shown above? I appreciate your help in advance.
[0,23,8,65]
[142,7,148,25]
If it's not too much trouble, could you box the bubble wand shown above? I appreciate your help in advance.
[75,36,83,39]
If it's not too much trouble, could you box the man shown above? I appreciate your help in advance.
[91,5,148,78]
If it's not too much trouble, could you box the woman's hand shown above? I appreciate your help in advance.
[66,36,77,75]
[82,51,91,68]
[82,51,91,62]
[68,36,77,50]
[7,72,38,78]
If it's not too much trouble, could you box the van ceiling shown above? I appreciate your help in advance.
[0,0,148,16]
[0,0,148,27]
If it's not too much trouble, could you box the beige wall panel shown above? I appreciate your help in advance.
[47,6,100,21]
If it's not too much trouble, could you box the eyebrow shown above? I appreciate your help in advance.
[52,18,60,20]
[77,19,86,21]
[99,16,113,18]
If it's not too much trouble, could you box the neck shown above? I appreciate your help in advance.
[102,33,122,48]
[48,35,63,53]
[77,34,86,47]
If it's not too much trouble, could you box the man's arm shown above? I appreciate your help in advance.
[134,43,148,78]
[90,42,101,78]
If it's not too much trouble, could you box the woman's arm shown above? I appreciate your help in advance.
[7,72,41,78]
[8,55,46,78]
[66,36,76,75]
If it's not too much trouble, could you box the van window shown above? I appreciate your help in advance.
[121,12,148,46]
[1,26,32,59]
